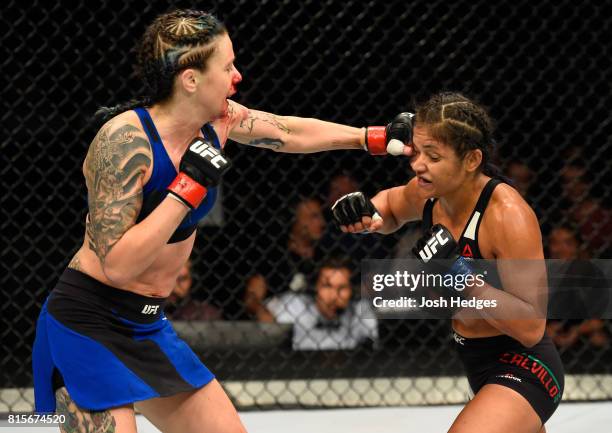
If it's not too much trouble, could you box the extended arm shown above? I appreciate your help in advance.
[229,106,364,153]
[215,100,413,154]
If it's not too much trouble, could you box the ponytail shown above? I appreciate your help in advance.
[94,96,152,123]
[480,138,513,185]
[482,161,513,185]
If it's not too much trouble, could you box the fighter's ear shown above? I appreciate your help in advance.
[177,68,199,93]
[464,149,483,173]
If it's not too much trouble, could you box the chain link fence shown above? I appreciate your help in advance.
[2,0,611,412]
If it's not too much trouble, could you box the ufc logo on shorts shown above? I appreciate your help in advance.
[418,228,450,262]
[141,305,159,315]
[190,139,227,169]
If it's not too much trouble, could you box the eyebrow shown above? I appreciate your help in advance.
[415,142,440,151]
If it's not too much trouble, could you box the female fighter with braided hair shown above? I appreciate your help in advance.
[32,9,413,433]
[333,92,564,433]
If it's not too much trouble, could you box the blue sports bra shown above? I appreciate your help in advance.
[133,107,219,243]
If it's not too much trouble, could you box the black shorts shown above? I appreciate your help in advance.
[33,269,214,412]
[453,331,564,424]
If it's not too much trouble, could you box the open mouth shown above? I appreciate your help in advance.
[417,176,433,187]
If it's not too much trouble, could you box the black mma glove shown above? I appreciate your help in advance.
[167,137,231,209]
[331,192,381,227]
[364,112,415,155]
[412,224,475,294]
[412,224,459,262]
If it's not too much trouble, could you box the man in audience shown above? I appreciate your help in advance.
[546,225,609,349]
[249,257,378,350]
[244,197,326,321]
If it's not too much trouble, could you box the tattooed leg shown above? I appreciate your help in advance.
[55,387,136,433]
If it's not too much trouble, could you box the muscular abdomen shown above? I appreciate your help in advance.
[69,230,195,298]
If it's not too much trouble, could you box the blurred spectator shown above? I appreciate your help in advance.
[166,260,223,321]
[243,273,275,323]
[320,171,395,265]
[505,160,535,198]
[324,172,359,209]
[244,197,325,318]
[559,158,612,256]
[250,257,378,350]
[286,197,326,268]
[548,224,588,260]
[545,224,609,350]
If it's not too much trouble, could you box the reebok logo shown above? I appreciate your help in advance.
[190,139,228,169]
[462,244,473,258]
[141,304,160,315]
[418,228,450,262]
[496,373,522,383]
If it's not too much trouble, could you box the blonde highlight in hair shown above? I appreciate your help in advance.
[96,9,227,121]
[166,16,207,37]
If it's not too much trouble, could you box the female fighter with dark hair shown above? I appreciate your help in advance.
[333,92,563,433]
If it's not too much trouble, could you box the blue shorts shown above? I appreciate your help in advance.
[33,269,215,413]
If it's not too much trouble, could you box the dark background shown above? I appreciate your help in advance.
[2,0,611,406]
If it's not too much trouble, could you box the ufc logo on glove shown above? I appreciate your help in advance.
[418,228,451,262]
[189,139,228,169]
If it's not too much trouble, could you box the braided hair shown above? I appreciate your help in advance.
[415,92,509,181]
[96,9,227,121]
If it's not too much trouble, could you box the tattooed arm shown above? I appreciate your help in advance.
[84,118,189,286]
[215,100,365,153]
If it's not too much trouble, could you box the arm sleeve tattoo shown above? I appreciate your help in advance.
[84,121,151,264]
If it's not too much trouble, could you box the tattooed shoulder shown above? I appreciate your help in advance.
[67,255,82,271]
[84,120,152,264]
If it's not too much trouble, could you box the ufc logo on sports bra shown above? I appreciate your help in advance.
[141,305,160,315]
[418,228,450,262]
[190,139,228,169]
